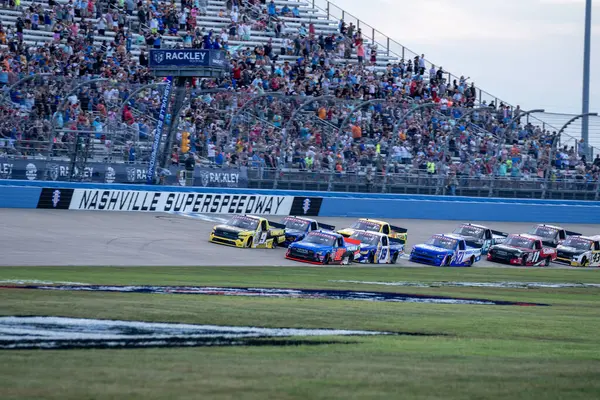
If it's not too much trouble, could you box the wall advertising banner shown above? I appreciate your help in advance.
[0,159,249,188]
[34,188,324,217]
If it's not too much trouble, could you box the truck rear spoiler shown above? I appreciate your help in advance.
[389,237,405,245]
[390,225,408,234]
[491,230,509,237]
[269,221,286,229]
[319,223,336,231]
[566,230,582,237]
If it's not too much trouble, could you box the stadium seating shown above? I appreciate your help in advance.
[0,0,597,187]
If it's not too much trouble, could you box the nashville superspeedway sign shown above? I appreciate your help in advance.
[36,188,324,216]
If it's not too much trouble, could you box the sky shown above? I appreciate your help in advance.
[329,0,598,115]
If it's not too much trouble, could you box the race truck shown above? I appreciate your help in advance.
[409,234,482,267]
[487,234,557,266]
[279,216,336,247]
[337,218,408,244]
[527,224,581,248]
[349,230,405,264]
[285,230,361,265]
[209,215,286,249]
[451,223,508,255]
[555,235,600,267]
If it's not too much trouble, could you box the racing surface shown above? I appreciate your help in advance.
[1,209,599,267]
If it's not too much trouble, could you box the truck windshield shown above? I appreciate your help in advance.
[505,235,536,249]
[453,225,484,238]
[350,220,381,232]
[562,237,592,250]
[227,216,258,230]
[350,232,380,245]
[528,226,558,239]
[426,236,458,250]
[304,233,336,246]
[281,217,310,231]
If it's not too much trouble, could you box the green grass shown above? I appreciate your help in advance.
[1,266,600,400]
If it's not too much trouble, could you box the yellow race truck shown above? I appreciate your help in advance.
[338,218,408,244]
[209,215,286,249]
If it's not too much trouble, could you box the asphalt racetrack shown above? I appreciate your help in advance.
[1,209,599,267]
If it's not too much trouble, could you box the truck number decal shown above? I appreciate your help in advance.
[592,253,600,263]
[379,248,388,263]
[258,232,267,244]
[334,248,345,261]
[530,252,540,263]
[454,252,463,264]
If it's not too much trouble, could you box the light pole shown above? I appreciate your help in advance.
[581,0,593,157]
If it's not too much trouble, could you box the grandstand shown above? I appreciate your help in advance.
[0,0,598,198]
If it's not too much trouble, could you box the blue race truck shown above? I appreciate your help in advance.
[410,234,482,267]
[279,216,336,247]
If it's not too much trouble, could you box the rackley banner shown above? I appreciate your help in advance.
[0,159,248,188]
[149,49,227,68]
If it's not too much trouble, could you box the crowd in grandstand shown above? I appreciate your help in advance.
[0,0,598,188]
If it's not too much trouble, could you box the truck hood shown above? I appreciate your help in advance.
[556,246,586,255]
[285,229,306,237]
[289,242,331,252]
[214,225,251,234]
[491,244,527,253]
[337,228,356,236]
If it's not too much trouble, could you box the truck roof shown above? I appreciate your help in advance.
[460,223,489,230]
[536,224,563,230]
[311,230,343,238]
[441,233,465,241]
[357,218,387,225]
[515,233,539,241]
[284,216,317,223]
[579,235,600,242]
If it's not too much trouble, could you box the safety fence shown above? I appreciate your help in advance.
[1,159,598,201]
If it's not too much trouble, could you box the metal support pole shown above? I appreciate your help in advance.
[582,0,593,157]
[147,77,174,184]
[160,77,188,170]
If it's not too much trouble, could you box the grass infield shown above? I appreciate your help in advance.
[1,266,599,400]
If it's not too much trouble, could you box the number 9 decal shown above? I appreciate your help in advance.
[259,232,267,244]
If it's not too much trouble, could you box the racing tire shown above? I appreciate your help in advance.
[521,255,528,266]
[271,239,278,249]
[390,253,398,264]
[544,256,551,267]
[582,257,589,267]
[467,256,475,267]
[246,238,253,248]
[323,254,331,265]
[341,255,351,265]
[442,256,451,267]
[368,253,375,264]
